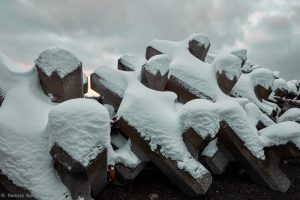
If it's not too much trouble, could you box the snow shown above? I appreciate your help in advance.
[111,132,128,148]
[244,102,275,128]
[269,78,288,101]
[149,36,219,101]
[148,35,269,159]
[94,65,130,97]
[232,68,277,115]
[244,102,263,127]
[104,104,116,119]
[119,54,146,71]
[212,54,242,80]
[201,139,218,158]
[0,54,71,199]
[273,78,288,91]
[230,48,247,62]
[111,132,143,167]
[186,33,210,49]
[113,140,141,168]
[251,68,275,89]
[0,53,32,99]
[178,99,220,138]
[217,99,265,159]
[48,98,111,167]
[273,71,280,78]
[277,108,300,123]
[35,47,81,78]
[117,78,214,179]
[205,53,216,64]
[259,121,300,149]
[287,80,298,94]
[144,54,171,75]
[241,60,253,72]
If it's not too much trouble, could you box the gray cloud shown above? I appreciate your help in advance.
[0,0,298,80]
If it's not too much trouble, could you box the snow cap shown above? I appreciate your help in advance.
[185,33,210,49]
[35,47,81,78]
[48,98,110,167]
[212,53,242,80]
[144,54,171,75]
[178,99,220,138]
[250,68,275,89]
[272,78,288,91]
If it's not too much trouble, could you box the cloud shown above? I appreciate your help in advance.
[0,0,298,80]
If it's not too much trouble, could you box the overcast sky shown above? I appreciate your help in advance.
[0,0,299,80]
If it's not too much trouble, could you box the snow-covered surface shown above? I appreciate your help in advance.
[119,54,146,71]
[241,60,253,72]
[117,77,215,179]
[178,99,220,138]
[35,47,81,78]
[0,53,32,98]
[212,54,242,80]
[148,35,269,159]
[201,139,218,158]
[144,54,171,75]
[230,48,247,62]
[259,121,300,149]
[277,108,300,123]
[104,104,116,119]
[111,132,143,167]
[244,102,275,128]
[269,78,288,101]
[218,99,265,159]
[272,78,288,91]
[94,65,132,97]
[232,68,277,115]
[186,33,210,49]
[287,80,298,94]
[48,99,111,167]
[205,53,216,64]
[113,140,141,168]
[0,54,71,199]
[149,36,235,101]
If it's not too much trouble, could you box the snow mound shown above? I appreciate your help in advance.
[117,79,211,179]
[277,108,300,123]
[212,54,242,80]
[35,47,81,78]
[186,33,210,49]
[178,99,220,138]
[0,54,71,199]
[144,54,171,75]
[259,121,300,149]
[48,98,110,167]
